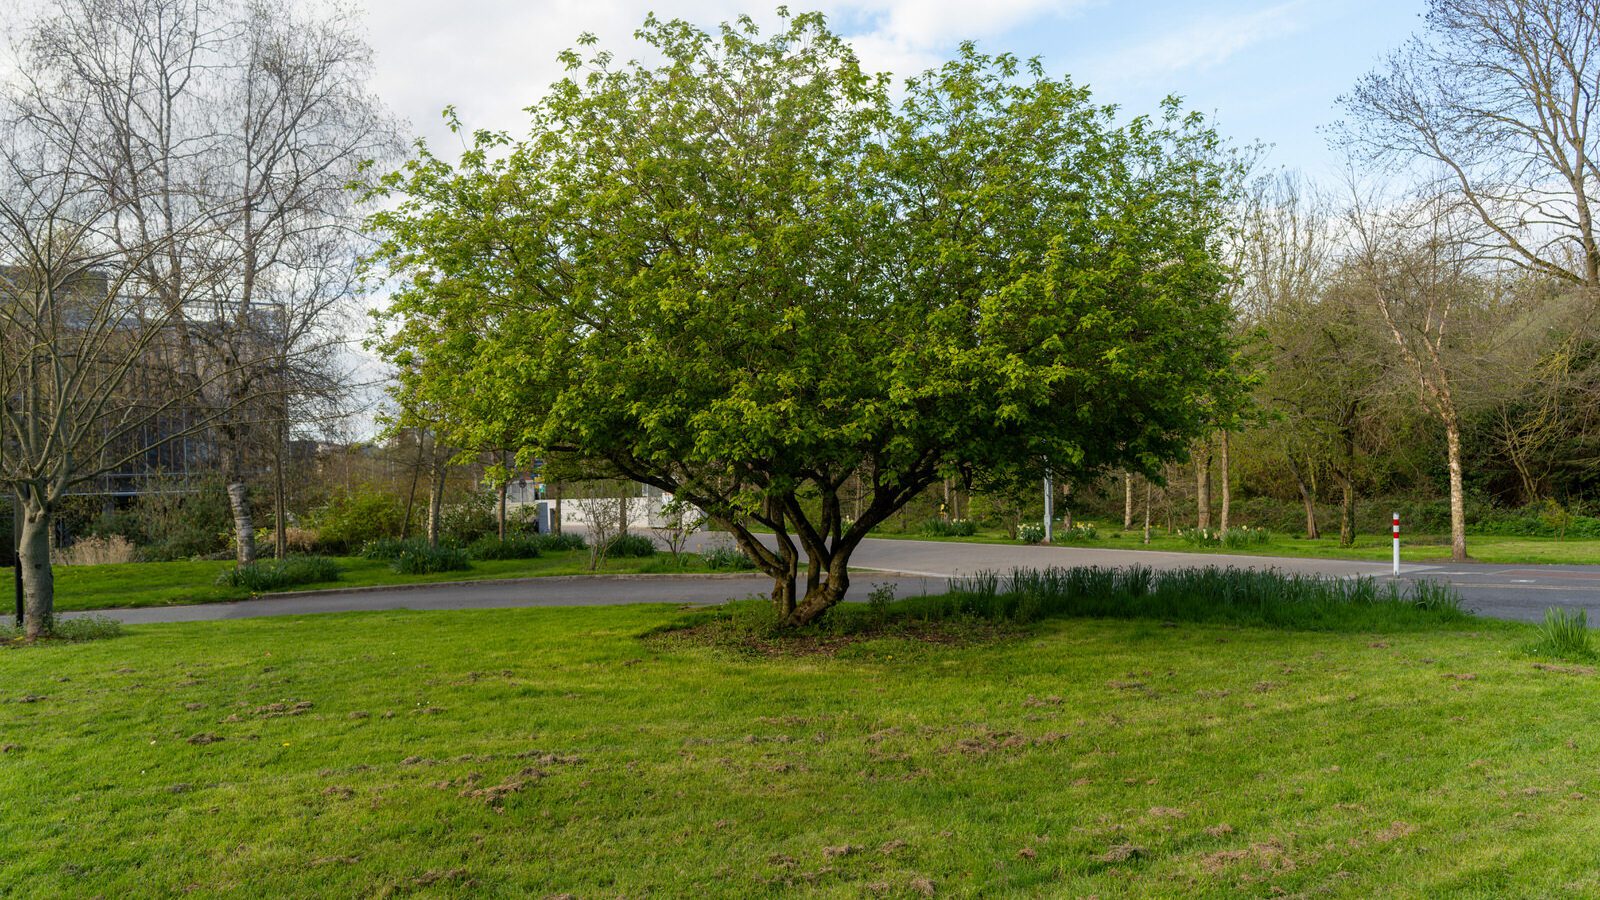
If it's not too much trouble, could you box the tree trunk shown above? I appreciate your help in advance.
[1196,440,1212,530]
[1287,455,1319,539]
[19,501,54,640]
[1218,430,1231,532]
[400,433,424,540]
[1123,472,1134,530]
[1142,478,1152,544]
[553,483,562,535]
[1446,414,1468,562]
[273,425,287,560]
[426,460,445,549]
[784,569,848,627]
[497,480,509,541]
[227,481,255,566]
[1337,476,1356,548]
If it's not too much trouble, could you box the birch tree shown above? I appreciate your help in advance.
[16,0,397,565]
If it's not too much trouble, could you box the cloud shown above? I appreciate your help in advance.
[358,1,1086,149]
[1086,0,1312,82]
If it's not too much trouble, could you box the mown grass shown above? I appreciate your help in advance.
[44,550,719,612]
[5,599,1600,897]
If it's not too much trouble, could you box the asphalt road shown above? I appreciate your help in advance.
[73,534,1600,626]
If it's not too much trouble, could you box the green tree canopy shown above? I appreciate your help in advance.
[366,10,1247,626]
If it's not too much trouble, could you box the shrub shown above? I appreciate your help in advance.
[533,532,587,553]
[216,556,342,592]
[466,536,543,560]
[1017,523,1045,545]
[1532,607,1593,660]
[439,492,497,543]
[389,545,472,575]
[310,486,411,554]
[921,517,977,537]
[57,535,138,566]
[605,533,657,558]
[360,537,429,561]
[701,541,756,571]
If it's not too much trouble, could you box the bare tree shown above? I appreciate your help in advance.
[0,115,267,637]
[1347,190,1504,561]
[652,496,703,564]
[1339,0,1600,290]
[16,0,399,565]
[572,493,618,572]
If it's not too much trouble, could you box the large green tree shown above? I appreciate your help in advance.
[367,11,1245,626]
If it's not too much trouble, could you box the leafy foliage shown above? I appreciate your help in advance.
[311,486,411,553]
[216,556,342,591]
[603,534,656,558]
[700,541,756,571]
[388,545,472,575]
[921,518,977,537]
[466,536,543,560]
[366,12,1245,624]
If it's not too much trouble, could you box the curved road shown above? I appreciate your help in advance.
[81,535,1600,625]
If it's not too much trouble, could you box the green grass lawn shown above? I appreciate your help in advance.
[3,602,1597,897]
[47,551,717,612]
[871,525,1600,565]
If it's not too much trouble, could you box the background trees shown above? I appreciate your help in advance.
[16,0,397,565]
[368,13,1246,625]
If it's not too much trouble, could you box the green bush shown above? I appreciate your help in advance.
[701,542,756,571]
[216,556,342,592]
[467,536,543,560]
[533,532,587,553]
[311,486,410,554]
[92,480,235,560]
[921,517,977,537]
[439,492,497,543]
[604,534,657,558]
[389,545,472,575]
[360,537,431,560]
[1017,523,1045,545]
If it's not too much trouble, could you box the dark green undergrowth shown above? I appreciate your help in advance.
[465,535,543,560]
[389,545,472,575]
[215,556,342,592]
[656,566,1475,652]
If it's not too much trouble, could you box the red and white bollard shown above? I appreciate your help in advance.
[1392,512,1400,577]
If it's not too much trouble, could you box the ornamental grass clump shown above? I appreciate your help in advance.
[1531,607,1593,660]
[466,536,543,560]
[217,556,342,591]
[389,545,472,575]
[921,518,977,537]
[604,534,656,558]
[701,542,756,571]
[918,565,1470,631]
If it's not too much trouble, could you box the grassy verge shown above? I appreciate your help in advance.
[865,526,1600,565]
[6,599,1599,897]
[45,550,720,612]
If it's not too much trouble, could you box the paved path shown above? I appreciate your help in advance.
[73,534,1600,626]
